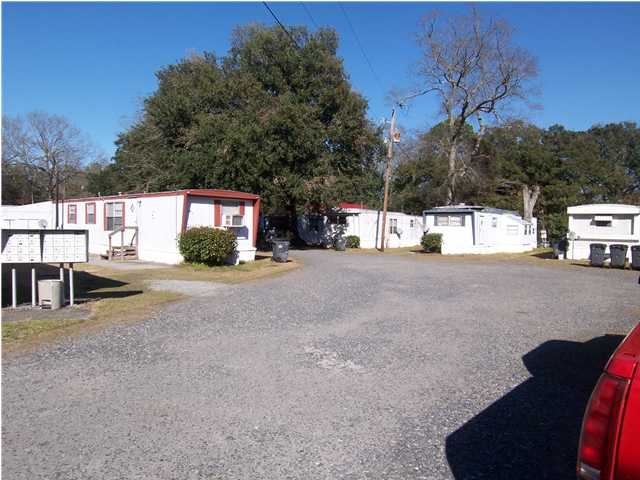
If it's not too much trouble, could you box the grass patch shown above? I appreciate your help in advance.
[3,319,85,343]
[3,253,300,356]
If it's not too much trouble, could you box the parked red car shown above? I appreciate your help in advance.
[577,323,640,480]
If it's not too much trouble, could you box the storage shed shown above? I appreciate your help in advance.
[1,189,261,264]
[298,203,424,249]
[566,204,640,261]
[423,205,537,255]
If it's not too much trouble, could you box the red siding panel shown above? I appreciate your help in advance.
[214,200,222,226]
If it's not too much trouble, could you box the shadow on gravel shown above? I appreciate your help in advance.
[446,334,624,479]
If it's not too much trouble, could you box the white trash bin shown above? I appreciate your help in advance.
[38,279,64,310]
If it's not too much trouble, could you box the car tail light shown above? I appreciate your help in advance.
[577,373,629,480]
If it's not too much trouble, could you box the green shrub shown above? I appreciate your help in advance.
[421,233,443,253]
[345,235,360,248]
[179,227,237,266]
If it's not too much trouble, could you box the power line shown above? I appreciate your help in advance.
[300,2,319,29]
[262,1,301,50]
[338,2,385,92]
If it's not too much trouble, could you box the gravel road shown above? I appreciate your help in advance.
[3,251,638,479]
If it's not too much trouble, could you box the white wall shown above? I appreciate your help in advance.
[186,197,214,228]
[135,196,184,264]
[298,210,423,249]
[349,211,423,249]
[184,196,256,263]
[3,194,258,264]
[567,209,640,261]
[50,195,183,264]
[569,214,636,240]
[424,213,474,254]
[1,202,55,229]
[424,210,537,255]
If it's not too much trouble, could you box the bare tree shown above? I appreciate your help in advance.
[416,8,538,204]
[2,112,98,224]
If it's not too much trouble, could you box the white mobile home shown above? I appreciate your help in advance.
[298,202,424,249]
[1,189,261,264]
[567,204,640,261]
[423,205,537,255]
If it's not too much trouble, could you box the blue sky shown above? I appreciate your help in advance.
[3,2,640,160]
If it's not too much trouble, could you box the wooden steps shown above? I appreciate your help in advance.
[102,246,138,260]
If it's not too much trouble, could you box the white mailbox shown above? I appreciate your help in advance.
[1,229,88,264]
[2,229,88,309]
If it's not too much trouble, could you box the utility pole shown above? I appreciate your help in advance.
[379,108,397,252]
[378,89,433,251]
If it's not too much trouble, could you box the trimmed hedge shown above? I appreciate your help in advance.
[345,235,360,248]
[179,227,237,266]
[421,233,443,253]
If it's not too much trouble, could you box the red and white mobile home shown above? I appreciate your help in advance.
[1,189,261,264]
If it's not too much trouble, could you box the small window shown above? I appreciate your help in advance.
[450,215,464,226]
[67,205,77,224]
[507,225,519,235]
[86,203,96,224]
[389,218,398,234]
[105,202,124,231]
[595,220,612,227]
[435,215,449,226]
[435,214,464,227]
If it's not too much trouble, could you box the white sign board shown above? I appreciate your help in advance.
[1,229,88,264]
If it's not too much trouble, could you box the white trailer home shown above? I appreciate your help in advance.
[1,189,261,264]
[298,202,424,249]
[423,205,537,255]
[567,204,640,261]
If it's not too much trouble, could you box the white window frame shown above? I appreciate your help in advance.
[86,203,96,224]
[435,214,465,227]
[105,202,124,231]
[389,218,398,234]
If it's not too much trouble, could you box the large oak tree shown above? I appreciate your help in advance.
[105,25,384,231]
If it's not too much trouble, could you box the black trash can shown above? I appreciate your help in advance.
[334,236,346,251]
[609,244,628,269]
[631,245,640,270]
[272,239,290,263]
[589,243,607,267]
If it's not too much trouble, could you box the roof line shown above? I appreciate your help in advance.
[62,189,260,203]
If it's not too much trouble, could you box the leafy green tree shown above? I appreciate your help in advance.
[108,25,384,234]
[483,121,556,221]
[392,121,492,213]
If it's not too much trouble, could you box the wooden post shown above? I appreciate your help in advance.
[108,234,112,261]
[31,267,37,306]
[68,263,74,306]
[120,228,124,261]
[11,267,17,309]
[380,108,396,252]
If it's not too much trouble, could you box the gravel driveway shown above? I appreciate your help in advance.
[3,251,638,479]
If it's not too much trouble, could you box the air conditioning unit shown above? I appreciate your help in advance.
[224,214,244,227]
